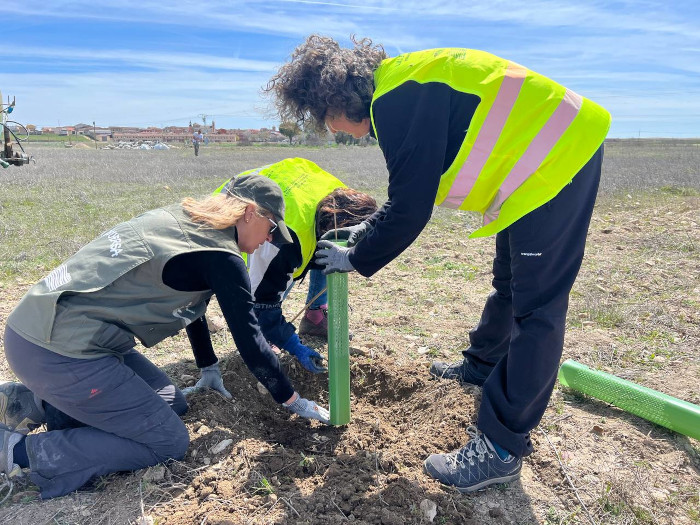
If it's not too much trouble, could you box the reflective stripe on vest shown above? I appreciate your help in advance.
[442,62,527,209]
[482,88,583,224]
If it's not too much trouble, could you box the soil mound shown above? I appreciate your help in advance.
[153,354,479,524]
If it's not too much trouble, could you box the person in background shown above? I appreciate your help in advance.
[0,175,330,499]
[192,129,204,156]
[265,35,610,492]
[206,158,377,376]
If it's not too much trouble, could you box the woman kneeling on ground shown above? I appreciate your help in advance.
[0,174,329,499]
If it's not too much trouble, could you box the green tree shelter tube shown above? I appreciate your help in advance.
[327,241,350,426]
[558,359,700,440]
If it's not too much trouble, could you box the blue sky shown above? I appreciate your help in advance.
[3,1,699,138]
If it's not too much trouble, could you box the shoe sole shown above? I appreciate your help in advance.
[454,471,521,493]
[0,384,42,435]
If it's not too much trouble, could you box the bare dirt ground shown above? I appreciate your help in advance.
[0,144,698,524]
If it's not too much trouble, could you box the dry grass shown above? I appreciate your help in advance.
[0,140,698,524]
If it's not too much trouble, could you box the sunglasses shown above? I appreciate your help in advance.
[266,217,278,235]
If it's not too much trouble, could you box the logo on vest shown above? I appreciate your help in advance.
[520,252,542,257]
[103,229,122,257]
[173,302,198,325]
[44,264,72,291]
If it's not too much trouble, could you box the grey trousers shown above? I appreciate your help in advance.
[3,327,190,499]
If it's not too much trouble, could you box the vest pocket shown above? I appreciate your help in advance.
[90,322,136,354]
[129,319,186,348]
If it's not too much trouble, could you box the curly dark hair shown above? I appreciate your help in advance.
[315,187,378,238]
[264,35,387,132]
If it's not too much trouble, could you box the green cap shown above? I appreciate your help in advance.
[224,175,293,244]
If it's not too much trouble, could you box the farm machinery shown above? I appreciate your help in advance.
[1,90,32,168]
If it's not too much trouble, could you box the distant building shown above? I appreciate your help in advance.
[73,123,93,135]
[189,120,216,135]
[94,128,112,141]
[109,126,141,134]
[164,126,189,134]
[36,122,294,144]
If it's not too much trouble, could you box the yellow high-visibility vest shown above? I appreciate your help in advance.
[371,48,611,237]
[216,158,345,277]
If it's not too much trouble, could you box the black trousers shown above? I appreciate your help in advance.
[464,146,604,457]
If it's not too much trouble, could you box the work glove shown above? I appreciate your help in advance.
[283,393,330,424]
[182,361,232,399]
[320,221,371,247]
[315,240,355,275]
[283,333,327,374]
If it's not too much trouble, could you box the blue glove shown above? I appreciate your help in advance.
[315,240,355,276]
[283,393,330,424]
[283,334,327,374]
[320,221,370,247]
[182,362,232,399]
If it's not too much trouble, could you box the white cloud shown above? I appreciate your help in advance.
[9,47,277,73]
[8,1,688,46]
[4,68,275,128]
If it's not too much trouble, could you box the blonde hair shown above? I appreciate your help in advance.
[181,193,264,229]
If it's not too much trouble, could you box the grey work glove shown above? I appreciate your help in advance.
[320,221,371,247]
[283,393,330,424]
[182,362,232,399]
[315,240,355,276]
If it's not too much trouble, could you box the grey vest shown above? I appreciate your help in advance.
[7,205,242,359]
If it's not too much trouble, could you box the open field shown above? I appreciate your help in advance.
[0,141,698,524]
[22,134,96,145]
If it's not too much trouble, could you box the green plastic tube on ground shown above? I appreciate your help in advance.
[558,359,700,440]
[327,241,350,426]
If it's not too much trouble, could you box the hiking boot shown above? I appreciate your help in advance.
[298,305,328,338]
[429,359,486,386]
[0,425,24,478]
[423,426,521,492]
[0,382,46,434]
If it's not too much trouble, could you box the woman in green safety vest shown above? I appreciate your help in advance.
[266,35,611,493]
[0,175,331,499]
[213,158,377,375]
